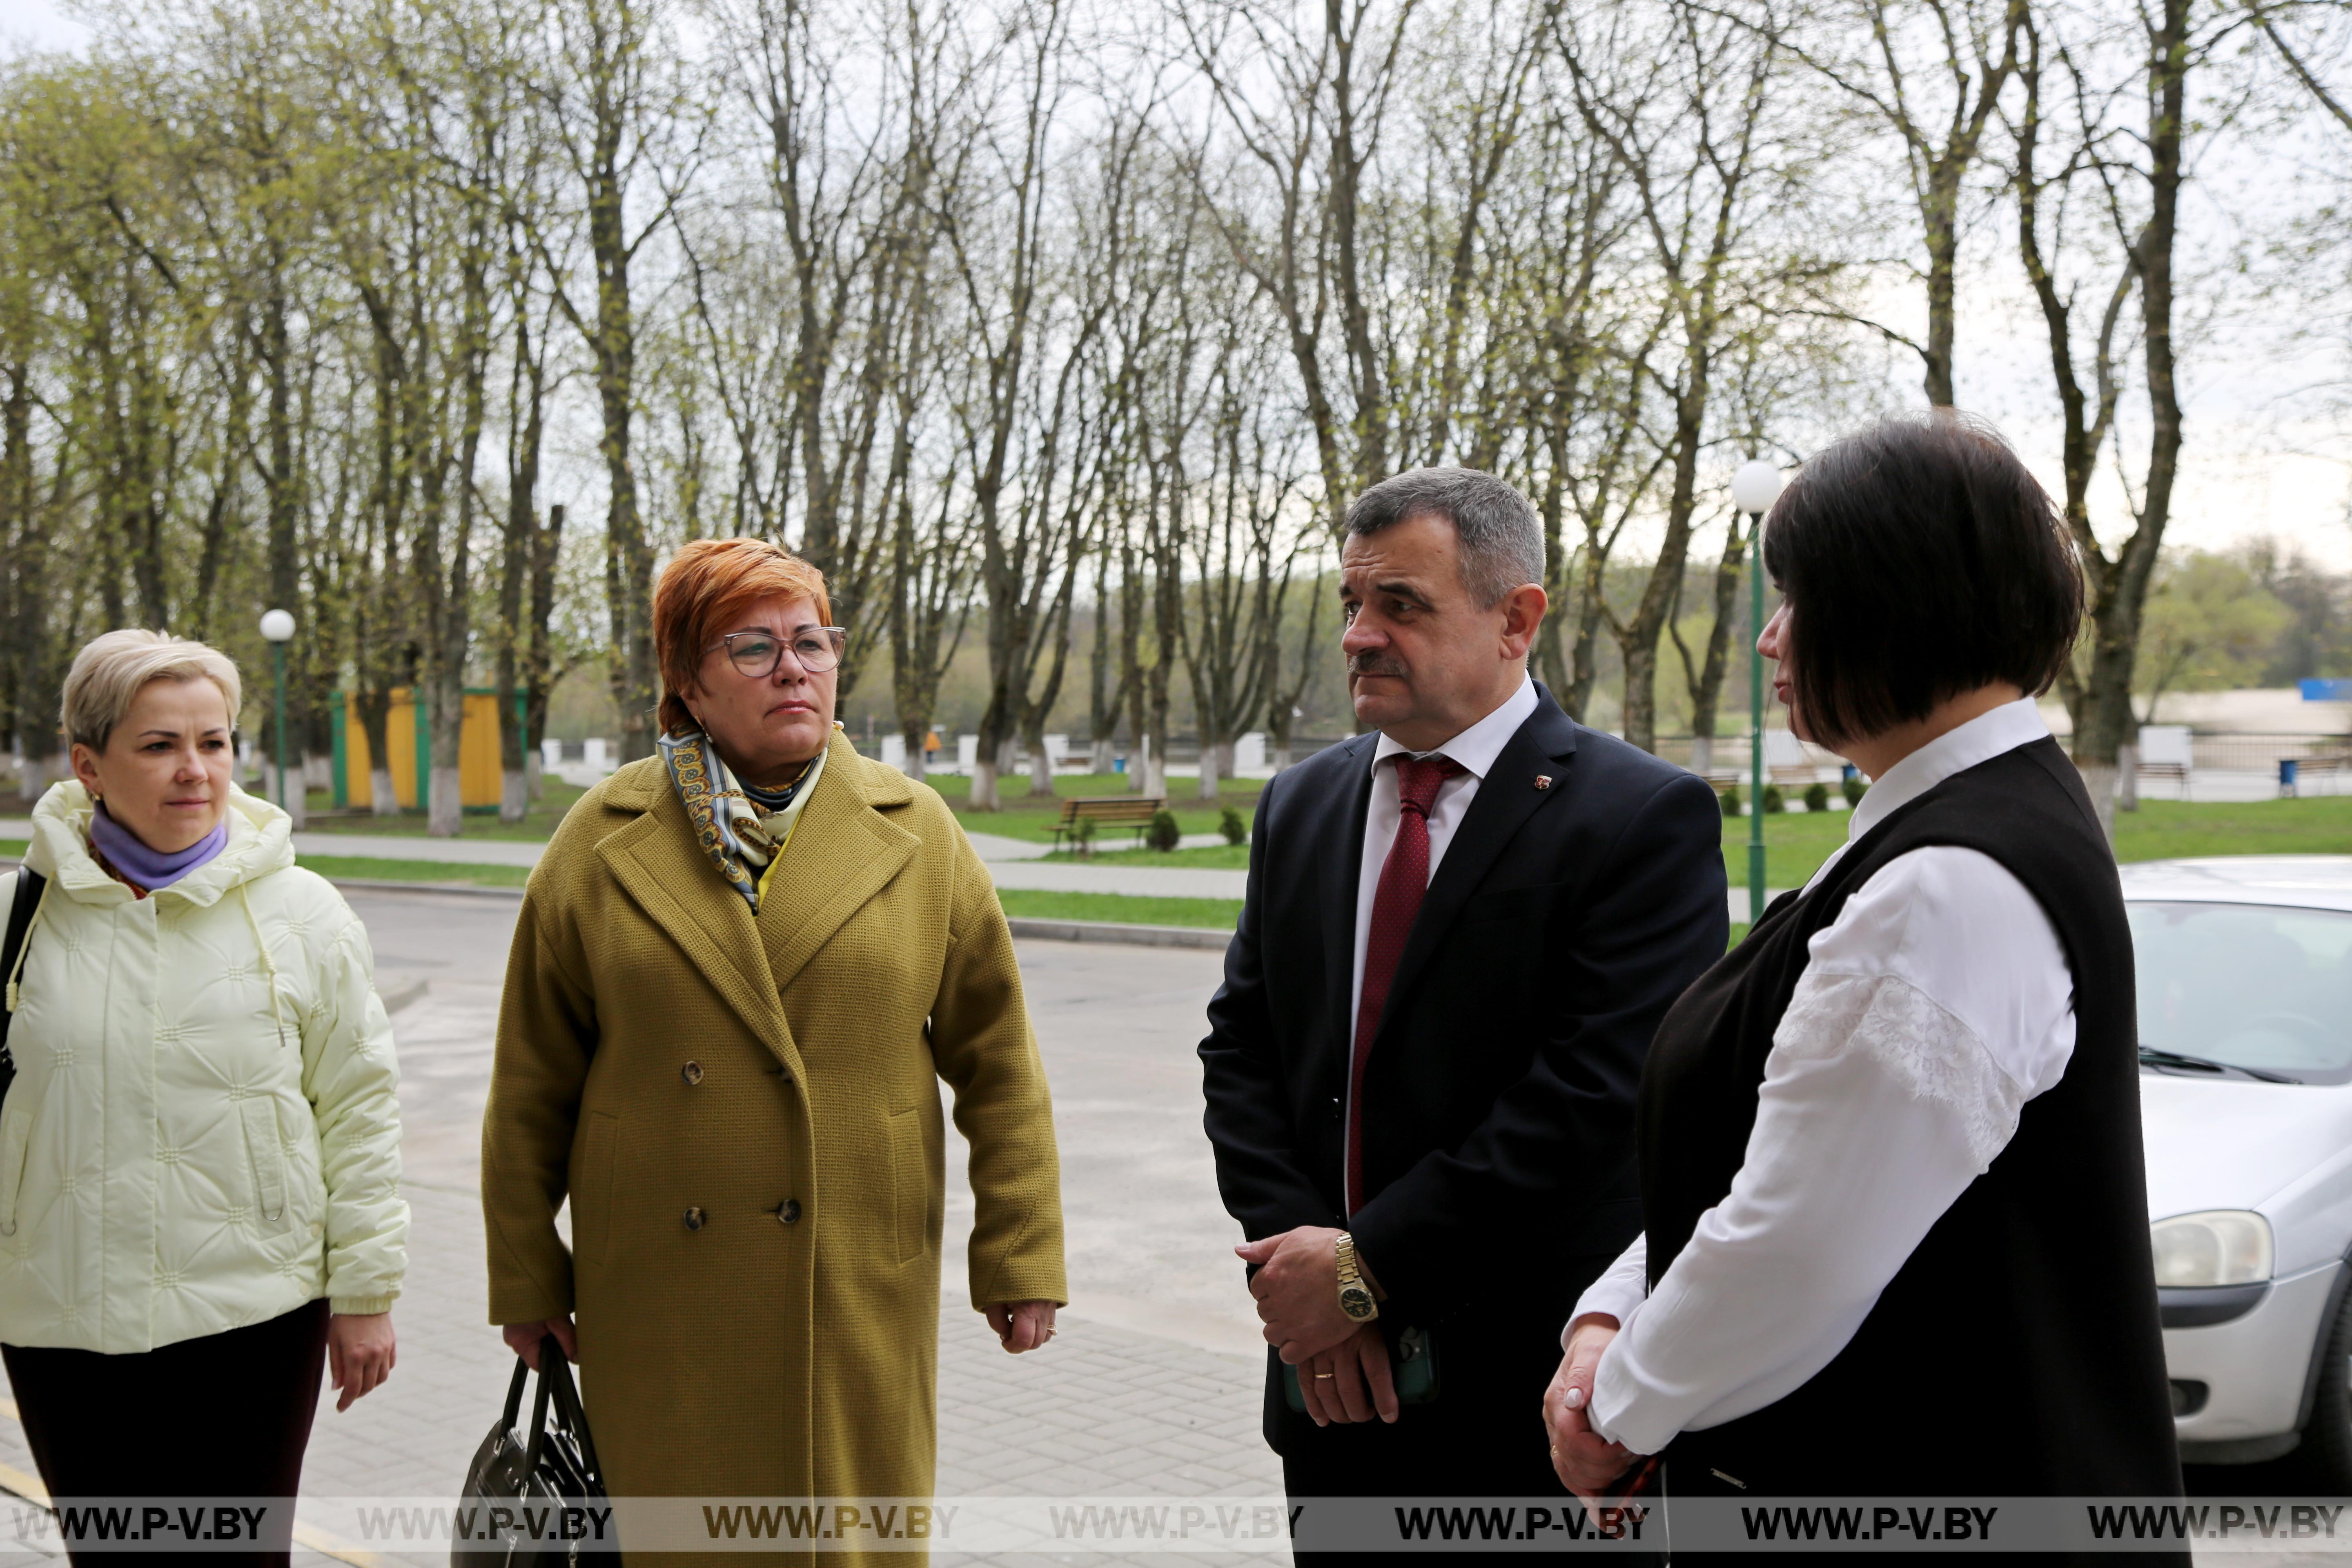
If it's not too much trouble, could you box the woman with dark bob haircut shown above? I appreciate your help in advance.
[1542,412,2188,1523]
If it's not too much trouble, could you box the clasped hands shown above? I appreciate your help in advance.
[1235,1226,1397,1428]
[1238,1231,1651,1495]
[1543,1316,1645,1501]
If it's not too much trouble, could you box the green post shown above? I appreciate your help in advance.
[413,693,430,814]
[1748,514,1767,925]
[272,641,290,813]
[330,691,348,808]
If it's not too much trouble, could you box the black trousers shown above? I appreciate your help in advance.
[1273,1322,1617,1568]
[3,1298,330,1568]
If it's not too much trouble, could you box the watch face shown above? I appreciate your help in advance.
[1340,1287,1375,1320]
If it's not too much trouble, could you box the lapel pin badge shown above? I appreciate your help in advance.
[1533,774,1553,791]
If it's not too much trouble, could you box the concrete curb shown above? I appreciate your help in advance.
[1004,916,1234,950]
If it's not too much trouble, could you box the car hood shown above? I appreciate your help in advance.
[2141,1073,2352,1276]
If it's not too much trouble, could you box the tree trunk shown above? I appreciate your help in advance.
[971,754,1000,812]
[4,364,57,807]
[2069,0,2187,788]
[355,690,398,817]
[1027,728,1053,795]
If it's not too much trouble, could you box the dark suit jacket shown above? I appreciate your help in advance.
[1200,685,1727,1451]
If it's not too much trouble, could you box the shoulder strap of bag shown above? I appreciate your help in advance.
[0,869,45,1060]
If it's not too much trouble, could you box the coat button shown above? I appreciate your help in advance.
[683,1206,706,1231]
[681,1061,705,1086]
[775,1199,801,1225]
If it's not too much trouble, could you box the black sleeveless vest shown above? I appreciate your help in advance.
[1639,737,2183,1499]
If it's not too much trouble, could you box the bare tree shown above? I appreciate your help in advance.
[1787,0,2025,405]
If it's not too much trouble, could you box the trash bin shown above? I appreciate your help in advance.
[2280,757,2300,797]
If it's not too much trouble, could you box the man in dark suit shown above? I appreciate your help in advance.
[1200,468,1726,1526]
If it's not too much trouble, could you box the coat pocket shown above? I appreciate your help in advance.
[888,1106,930,1266]
[575,1112,619,1263]
[0,1077,42,1240]
[240,1098,288,1226]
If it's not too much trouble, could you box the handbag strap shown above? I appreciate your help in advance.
[517,1334,605,1489]
[538,1337,606,1485]
[518,1349,557,1479]
[0,869,45,1060]
[501,1355,530,1434]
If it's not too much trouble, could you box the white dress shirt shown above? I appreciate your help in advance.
[1349,675,1542,1046]
[1570,697,2076,1457]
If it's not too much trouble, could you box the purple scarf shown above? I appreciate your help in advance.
[88,803,228,891]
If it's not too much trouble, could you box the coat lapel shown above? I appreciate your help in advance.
[1375,693,1581,1044]
[758,733,918,995]
[1321,735,1379,1069]
[597,770,795,1067]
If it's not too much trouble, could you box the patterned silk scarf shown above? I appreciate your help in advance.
[657,730,827,908]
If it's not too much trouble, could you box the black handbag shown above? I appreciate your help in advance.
[454,1337,613,1568]
[0,867,46,1113]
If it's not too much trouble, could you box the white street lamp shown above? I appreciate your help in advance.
[258,610,296,811]
[1729,460,1785,926]
[1731,459,1785,517]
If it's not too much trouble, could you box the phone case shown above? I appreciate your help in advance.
[1283,1324,1439,1412]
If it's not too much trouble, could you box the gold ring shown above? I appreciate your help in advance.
[1314,1372,1335,1379]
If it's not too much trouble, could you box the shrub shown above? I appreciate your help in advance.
[1219,806,1248,846]
[1804,782,1831,813]
[1070,817,1097,858]
[1146,809,1182,852]
[1718,783,1741,818]
[1842,775,1868,806]
[1762,784,1786,814]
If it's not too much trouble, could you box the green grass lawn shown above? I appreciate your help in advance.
[995,889,1241,930]
[296,854,531,888]
[2110,795,2352,862]
[18,792,2350,933]
[938,771,1262,846]
[1721,809,1851,890]
[1046,842,1252,869]
[292,780,589,841]
[1722,792,2352,891]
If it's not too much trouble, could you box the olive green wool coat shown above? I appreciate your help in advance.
[481,733,1066,1538]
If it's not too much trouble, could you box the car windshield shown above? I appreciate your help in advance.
[2129,901,2352,1086]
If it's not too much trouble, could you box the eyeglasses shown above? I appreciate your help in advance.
[715,626,847,678]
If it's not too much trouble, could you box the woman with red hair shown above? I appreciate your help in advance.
[481,538,1065,1557]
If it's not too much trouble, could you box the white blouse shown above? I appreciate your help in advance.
[1571,698,2077,1457]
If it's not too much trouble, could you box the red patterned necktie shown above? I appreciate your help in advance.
[1346,753,1466,1214]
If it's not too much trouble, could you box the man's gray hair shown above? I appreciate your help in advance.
[1345,468,1546,607]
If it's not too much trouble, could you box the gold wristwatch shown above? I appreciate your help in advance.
[1336,1232,1379,1323]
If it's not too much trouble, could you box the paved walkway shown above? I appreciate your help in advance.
[0,815,1775,924]
[0,899,1281,1565]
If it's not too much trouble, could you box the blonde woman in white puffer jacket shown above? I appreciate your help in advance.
[0,630,405,1556]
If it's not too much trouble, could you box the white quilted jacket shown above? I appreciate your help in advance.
[0,782,407,1353]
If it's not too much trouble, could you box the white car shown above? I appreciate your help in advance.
[2124,855,2352,1484]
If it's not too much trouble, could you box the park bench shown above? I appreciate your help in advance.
[1049,795,1166,854]
[2295,753,2348,794]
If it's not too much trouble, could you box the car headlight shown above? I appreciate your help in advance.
[2151,1210,2274,1287]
